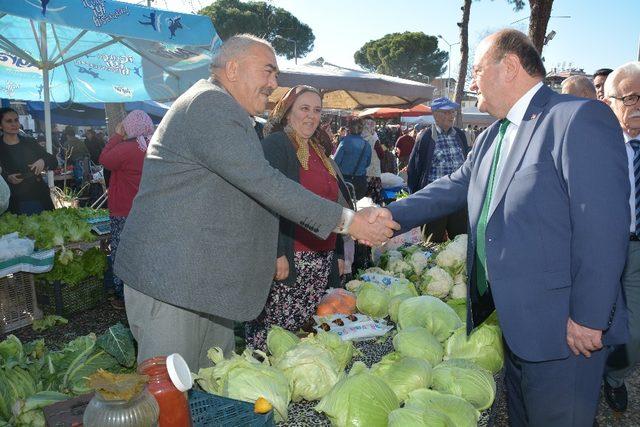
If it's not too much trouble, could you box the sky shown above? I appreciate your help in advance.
[125,0,640,79]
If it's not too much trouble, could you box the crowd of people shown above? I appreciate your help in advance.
[0,25,639,426]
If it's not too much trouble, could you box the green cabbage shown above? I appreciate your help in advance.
[371,354,432,402]
[315,362,399,427]
[388,294,411,323]
[445,324,504,373]
[388,280,418,298]
[431,359,496,410]
[304,331,354,372]
[266,326,300,359]
[388,407,455,427]
[356,282,390,318]
[392,327,443,367]
[404,388,479,427]
[397,296,463,342]
[446,298,467,323]
[196,348,291,422]
[273,341,343,402]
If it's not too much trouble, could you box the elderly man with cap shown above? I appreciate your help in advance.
[407,97,469,242]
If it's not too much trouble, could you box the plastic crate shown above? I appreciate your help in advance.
[36,276,105,317]
[0,272,42,333]
[189,390,275,427]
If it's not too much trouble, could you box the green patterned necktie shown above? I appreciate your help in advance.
[475,119,511,296]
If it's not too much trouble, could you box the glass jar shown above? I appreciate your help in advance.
[83,387,159,427]
[138,356,192,427]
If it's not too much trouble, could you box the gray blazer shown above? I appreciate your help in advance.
[114,79,343,321]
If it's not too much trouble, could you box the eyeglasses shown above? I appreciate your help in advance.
[609,94,640,106]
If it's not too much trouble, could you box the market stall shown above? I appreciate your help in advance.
[0,225,504,426]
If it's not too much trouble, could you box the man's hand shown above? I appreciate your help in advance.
[274,255,289,281]
[28,159,45,175]
[566,318,603,358]
[7,173,23,185]
[348,207,400,247]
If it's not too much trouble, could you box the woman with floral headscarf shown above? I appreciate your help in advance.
[99,110,153,309]
[244,85,354,350]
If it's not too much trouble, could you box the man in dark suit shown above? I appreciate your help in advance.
[602,61,640,412]
[381,29,629,426]
[407,97,469,242]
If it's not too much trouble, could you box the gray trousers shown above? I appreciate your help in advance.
[605,240,640,387]
[124,285,235,372]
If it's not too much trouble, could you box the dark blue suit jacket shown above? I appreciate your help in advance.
[407,125,469,193]
[388,85,629,362]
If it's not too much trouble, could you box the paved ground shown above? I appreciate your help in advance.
[4,304,639,426]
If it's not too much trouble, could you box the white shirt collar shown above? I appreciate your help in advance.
[506,81,544,127]
[435,124,454,135]
[624,132,640,143]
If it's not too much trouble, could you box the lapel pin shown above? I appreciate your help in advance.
[530,113,538,120]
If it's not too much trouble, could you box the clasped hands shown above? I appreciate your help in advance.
[348,207,400,247]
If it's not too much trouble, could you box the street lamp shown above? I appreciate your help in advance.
[274,35,297,65]
[437,35,460,98]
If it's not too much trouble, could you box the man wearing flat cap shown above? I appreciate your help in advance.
[407,97,469,242]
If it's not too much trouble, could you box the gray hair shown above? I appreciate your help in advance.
[604,61,640,98]
[211,34,275,70]
[561,75,596,99]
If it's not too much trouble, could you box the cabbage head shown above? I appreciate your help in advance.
[387,258,414,278]
[397,296,463,342]
[371,355,432,402]
[388,294,411,323]
[388,280,418,298]
[315,362,399,427]
[356,282,390,318]
[445,324,504,373]
[345,279,365,293]
[419,266,453,299]
[404,388,479,427]
[388,407,455,427]
[431,359,496,410]
[266,326,300,359]
[303,330,354,371]
[393,327,443,367]
[446,298,467,323]
[196,348,291,422]
[273,341,343,402]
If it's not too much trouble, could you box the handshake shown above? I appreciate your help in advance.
[348,207,401,247]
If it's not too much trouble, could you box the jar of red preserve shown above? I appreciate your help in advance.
[138,353,193,427]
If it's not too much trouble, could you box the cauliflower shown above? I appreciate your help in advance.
[450,283,467,299]
[346,280,365,293]
[409,251,431,276]
[453,274,466,287]
[435,238,467,276]
[387,258,414,278]
[419,266,454,299]
[379,249,403,270]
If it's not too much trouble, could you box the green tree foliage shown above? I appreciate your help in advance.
[199,0,314,60]
[354,32,448,82]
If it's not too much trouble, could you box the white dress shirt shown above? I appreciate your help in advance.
[625,133,637,233]
[489,81,543,211]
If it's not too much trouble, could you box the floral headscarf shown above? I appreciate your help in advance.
[122,109,154,152]
[264,85,336,178]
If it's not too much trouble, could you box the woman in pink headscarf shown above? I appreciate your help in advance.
[99,110,154,309]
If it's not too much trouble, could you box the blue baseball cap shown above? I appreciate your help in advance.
[430,97,460,111]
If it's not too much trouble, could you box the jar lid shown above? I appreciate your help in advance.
[166,353,193,392]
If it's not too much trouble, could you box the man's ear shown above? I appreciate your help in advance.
[225,59,239,82]
[503,53,520,82]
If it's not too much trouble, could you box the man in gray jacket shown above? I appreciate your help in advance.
[115,34,398,370]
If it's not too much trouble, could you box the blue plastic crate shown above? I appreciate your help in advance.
[189,390,275,427]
